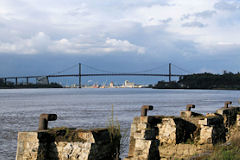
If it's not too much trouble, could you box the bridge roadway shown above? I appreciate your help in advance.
[0,73,184,79]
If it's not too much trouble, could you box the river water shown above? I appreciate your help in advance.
[1,88,240,159]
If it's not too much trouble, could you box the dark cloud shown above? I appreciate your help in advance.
[181,10,216,21]
[214,1,240,11]
[195,10,216,18]
[182,21,207,28]
[159,18,172,24]
[67,7,90,16]
[1,0,240,81]
[181,14,191,20]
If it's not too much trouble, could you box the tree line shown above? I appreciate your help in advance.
[153,72,240,90]
[0,79,62,88]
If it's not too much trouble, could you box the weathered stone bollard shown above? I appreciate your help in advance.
[180,104,202,118]
[198,115,226,144]
[125,106,160,160]
[186,104,195,111]
[224,101,232,108]
[38,114,57,130]
[125,104,240,160]
[216,102,240,127]
[141,105,153,116]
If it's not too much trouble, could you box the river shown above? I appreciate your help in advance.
[0,88,240,159]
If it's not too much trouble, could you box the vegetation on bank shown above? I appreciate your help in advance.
[195,130,240,160]
[0,79,62,88]
[153,72,240,89]
[107,105,122,160]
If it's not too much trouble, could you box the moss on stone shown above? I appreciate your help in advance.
[47,127,86,142]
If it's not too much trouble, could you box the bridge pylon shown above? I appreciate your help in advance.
[79,63,81,88]
[169,63,171,82]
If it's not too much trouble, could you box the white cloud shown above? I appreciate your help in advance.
[199,68,217,74]
[0,32,50,54]
[214,0,240,11]
[0,0,240,57]
[50,37,145,54]
[0,32,145,55]
[104,38,145,54]
[182,21,207,28]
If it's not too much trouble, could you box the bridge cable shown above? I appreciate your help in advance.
[171,64,192,74]
[129,63,169,74]
[82,63,169,74]
[81,63,117,74]
[52,64,79,75]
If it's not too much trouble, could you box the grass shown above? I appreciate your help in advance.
[106,105,122,160]
[107,105,121,142]
[196,130,240,160]
[208,145,240,160]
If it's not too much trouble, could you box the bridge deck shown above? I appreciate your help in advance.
[0,73,184,79]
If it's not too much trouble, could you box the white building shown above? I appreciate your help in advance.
[124,80,134,88]
[109,81,114,88]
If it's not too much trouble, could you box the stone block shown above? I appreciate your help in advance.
[133,128,156,140]
[216,107,240,115]
[127,137,136,157]
[137,123,148,130]
[199,126,213,144]
[144,128,156,140]
[199,123,226,145]
[159,144,210,159]
[77,132,95,143]
[134,139,152,151]
[181,111,203,118]
[180,111,192,118]
[16,132,41,160]
[237,114,240,127]
[133,132,145,139]
[139,116,162,124]
[157,117,197,144]
[216,107,240,127]
[124,157,134,160]
[133,139,160,160]
[140,116,150,123]
[198,116,223,126]
[157,118,177,144]
[133,117,140,124]
[16,128,120,160]
[130,123,137,133]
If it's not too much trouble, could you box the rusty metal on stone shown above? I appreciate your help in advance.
[38,114,57,130]
[141,105,153,116]
[224,101,232,108]
[186,104,195,111]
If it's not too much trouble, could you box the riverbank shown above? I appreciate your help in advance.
[0,82,62,89]
[195,128,240,160]
[1,88,240,160]
[154,72,240,90]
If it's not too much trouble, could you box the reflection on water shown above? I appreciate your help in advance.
[0,88,240,159]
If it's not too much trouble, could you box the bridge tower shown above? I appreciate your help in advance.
[79,63,81,88]
[169,63,171,82]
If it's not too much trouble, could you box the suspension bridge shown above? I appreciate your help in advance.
[0,63,191,88]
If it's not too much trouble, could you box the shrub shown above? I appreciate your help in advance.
[107,105,122,160]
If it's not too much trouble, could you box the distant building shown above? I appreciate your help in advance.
[71,84,77,88]
[36,76,49,85]
[109,81,114,88]
[124,80,134,88]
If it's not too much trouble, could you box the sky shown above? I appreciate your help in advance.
[0,0,240,84]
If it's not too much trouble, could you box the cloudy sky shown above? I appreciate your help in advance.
[0,0,240,83]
